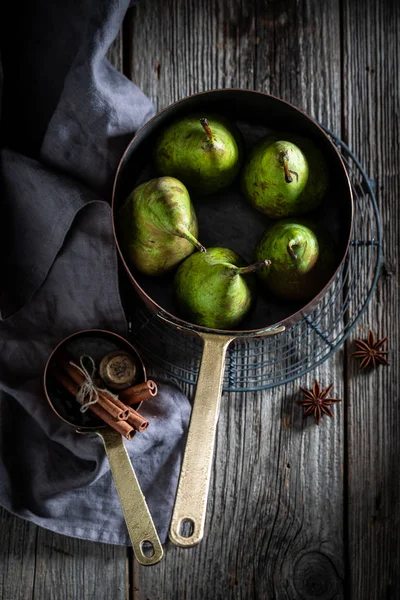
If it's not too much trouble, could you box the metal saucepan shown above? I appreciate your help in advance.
[111,89,353,547]
[43,329,164,564]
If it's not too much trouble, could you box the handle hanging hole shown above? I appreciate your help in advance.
[179,518,195,538]
[140,540,155,558]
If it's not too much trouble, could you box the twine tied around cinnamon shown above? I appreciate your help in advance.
[71,355,118,413]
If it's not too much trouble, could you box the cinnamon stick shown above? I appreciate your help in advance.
[56,351,129,421]
[99,389,131,421]
[119,380,158,405]
[50,366,136,440]
[127,408,149,432]
[90,404,135,440]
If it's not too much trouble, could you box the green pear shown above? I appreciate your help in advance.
[254,220,321,301]
[118,176,205,276]
[174,247,270,329]
[242,137,309,218]
[255,219,337,301]
[264,132,330,213]
[154,115,243,194]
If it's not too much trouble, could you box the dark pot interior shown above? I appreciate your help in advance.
[113,90,353,334]
[44,330,145,429]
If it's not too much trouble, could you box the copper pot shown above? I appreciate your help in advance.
[43,328,163,565]
[112,89,353,547]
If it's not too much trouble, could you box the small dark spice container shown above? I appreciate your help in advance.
[43,329,163,566]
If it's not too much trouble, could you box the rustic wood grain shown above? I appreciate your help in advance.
[342,0,400,597]
[106,28,123,73]
[0,508,37,600]
[32,529,127,600]
[129,1,345,598]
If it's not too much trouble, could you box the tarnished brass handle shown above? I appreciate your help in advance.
[97,428,164,565]
[169,332,234,547]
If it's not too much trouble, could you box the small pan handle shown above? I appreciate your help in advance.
[169,332,234,547]
[97,428,164,565]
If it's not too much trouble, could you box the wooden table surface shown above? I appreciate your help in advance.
[1,1,398,598]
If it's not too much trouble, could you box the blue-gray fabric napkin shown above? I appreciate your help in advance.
[0,0,190,545]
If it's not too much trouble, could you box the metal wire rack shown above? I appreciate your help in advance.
[127,127,382,392]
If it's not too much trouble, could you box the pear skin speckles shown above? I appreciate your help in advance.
[118,177,203,276]
[154,115,244,195]
[174,248,258,329]
[242,138,309,218]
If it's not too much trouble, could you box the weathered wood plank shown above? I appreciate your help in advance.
[129,1,345,598]
[342,0,400,597]
[106,28,123,73]
[0,508,37,600]
[32,529,127,600]
[253,0,342,128]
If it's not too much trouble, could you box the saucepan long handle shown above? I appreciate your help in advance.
[169,332,234,547]
[97,428,164,565]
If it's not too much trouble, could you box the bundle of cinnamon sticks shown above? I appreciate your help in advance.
[50,349,158,441]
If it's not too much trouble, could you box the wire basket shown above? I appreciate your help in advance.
[127,127,382,392]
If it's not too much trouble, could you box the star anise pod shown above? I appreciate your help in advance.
[351,330,389,370]
[298,380,341,425]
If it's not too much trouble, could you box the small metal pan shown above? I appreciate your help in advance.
[43,329,163,565]
[111,89,353,547]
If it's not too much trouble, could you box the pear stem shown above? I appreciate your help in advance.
[200,118,214,144]
[279,152,299,183]
[179,229,206,253]
[237,259,271,276]
[287,239,301,260]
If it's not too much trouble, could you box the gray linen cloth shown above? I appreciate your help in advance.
[0,0,190,545]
